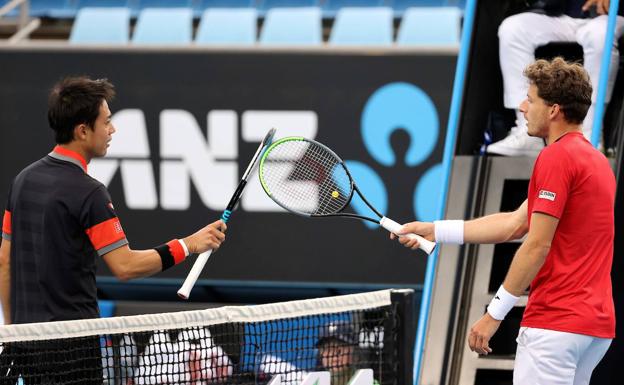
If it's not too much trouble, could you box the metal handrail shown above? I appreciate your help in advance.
[0,0,40,44]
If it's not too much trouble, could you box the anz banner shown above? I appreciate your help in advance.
[0,49,456,284]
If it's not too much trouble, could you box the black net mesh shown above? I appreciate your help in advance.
[0,291,407,385]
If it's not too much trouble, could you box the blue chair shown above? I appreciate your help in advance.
[396,7,461,46]
[194,0,255,16]
[70,7,130,44]
[259,7,322,45]
[132,8,193,44]
[329,7,393,45]
[196,8,257,45]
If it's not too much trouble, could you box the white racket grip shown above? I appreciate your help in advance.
[177,249,213,300]
[380,217,436,255]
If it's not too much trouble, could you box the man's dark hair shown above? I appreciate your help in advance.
[47,77,115,144]
[524,57,592,124]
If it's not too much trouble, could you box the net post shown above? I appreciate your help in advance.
[391,289,416,385]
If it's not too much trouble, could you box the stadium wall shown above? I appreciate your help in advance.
[0,47,456,288]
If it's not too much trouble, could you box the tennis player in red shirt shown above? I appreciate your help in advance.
[394,57,615,385]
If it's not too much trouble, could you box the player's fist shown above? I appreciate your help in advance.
[184,220,227,254]
[390,221,434,250]
[582,0,610,15]
[468,313,500,355]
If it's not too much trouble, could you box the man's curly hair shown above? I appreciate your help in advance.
[524,57,592,124]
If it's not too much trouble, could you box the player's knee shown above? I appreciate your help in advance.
[498,14,531,43]
[576,27,607,53]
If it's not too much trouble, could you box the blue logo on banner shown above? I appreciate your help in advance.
[413,163,443,222]
[344,160,388,228]
[361,82,439,166]
[347,82,443,226]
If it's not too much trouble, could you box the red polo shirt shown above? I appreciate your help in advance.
[522,132,615,338]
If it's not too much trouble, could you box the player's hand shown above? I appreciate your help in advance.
[390,221,434,250]
[468,313,501,355]
[582,0,610,15]
[183,220,227,254]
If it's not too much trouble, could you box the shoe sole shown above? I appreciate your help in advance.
[486,148,541,157]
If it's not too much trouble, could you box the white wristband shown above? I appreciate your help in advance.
[487,285,520,321]
[178,238,190,257]
[433,220,464,244]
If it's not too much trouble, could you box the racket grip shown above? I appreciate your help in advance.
[177,249,213,300]
[380,217,437,255]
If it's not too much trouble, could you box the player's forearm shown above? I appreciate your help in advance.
[104,238,192,281]
[0,265,10,324]
[0,241,11,324]
[103,221,225,281]
[117,249,165,281]
[104,246,174,282]
[502,238,549,296]
[464,212,526,244]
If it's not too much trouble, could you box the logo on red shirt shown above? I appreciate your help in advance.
[538,190,556,201]
[113,220,123,234]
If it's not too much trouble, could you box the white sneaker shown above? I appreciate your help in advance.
[486,126,544,157]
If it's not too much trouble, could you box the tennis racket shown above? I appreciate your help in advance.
[178,128,277,299]
[258,136,436,254]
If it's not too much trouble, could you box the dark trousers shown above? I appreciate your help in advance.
[0,337,103,385]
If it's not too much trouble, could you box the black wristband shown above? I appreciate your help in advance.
[155,243,175,271]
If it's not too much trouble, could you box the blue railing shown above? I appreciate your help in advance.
[411,0,476,383]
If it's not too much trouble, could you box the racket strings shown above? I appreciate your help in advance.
[264,142,347,214]
[261,140,352,215]
[296,143,348,214]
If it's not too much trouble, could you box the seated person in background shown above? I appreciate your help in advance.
[180,328,233,383]
[135,328,233,384]
[259,354,307,385]
[487,0,624,156]
[134,331,175,384]
[316,321,379,385]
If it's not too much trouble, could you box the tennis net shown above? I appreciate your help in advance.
[0,289,415,385]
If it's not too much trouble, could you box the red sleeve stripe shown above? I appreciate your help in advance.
[167,239,187,265]
[2,210,11,235]
[85,217,126,251]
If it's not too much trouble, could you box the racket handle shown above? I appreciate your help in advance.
[380,217,437,255]
[177,249,213,300]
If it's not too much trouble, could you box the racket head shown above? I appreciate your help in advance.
[259,137,355,217]
[240,128,277,181]
[261,128,277,151]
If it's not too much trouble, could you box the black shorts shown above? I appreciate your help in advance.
[0,337,103,385]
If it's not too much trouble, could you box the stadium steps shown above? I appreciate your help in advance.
[433,156,538,384]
